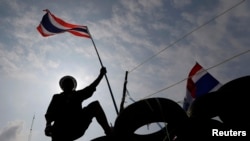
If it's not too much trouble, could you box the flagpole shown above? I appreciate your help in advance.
[86,27,119,115]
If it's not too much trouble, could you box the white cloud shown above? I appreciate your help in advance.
[0,121,24,141]
[87,0,172,72]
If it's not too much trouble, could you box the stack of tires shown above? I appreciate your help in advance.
[92,76,249,141]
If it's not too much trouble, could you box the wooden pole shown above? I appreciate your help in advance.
[120,71,129,113]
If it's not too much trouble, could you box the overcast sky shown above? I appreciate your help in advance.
[0,0,249,141]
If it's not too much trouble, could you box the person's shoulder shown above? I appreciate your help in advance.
[76,86,96,93]
[52,93,62,98]
[53,93,61,96]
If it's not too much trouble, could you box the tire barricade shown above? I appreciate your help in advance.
[92,98,188,141]
[92,75,250,140]
[190,76,250,130]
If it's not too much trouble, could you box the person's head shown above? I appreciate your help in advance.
[59,75,77,92]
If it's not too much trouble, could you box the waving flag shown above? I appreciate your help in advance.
[183,62,221,112]
[37,9,90,38]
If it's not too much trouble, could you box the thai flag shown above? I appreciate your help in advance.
[37,9,91,38]
[183,62,221,112]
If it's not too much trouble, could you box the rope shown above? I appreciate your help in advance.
[142,49,249,99]
[128,0,246,73]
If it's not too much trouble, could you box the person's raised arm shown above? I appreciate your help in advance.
[89,67,107,88]
[77,67,107,101]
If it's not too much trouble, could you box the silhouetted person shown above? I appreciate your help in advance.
[44,67,112,141]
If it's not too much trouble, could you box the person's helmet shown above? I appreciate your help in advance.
[59,75,77,91]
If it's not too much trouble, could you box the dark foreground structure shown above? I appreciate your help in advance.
[45,75,250,141]
[92,76,249,141]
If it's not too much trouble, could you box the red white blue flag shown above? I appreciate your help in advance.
[37,9,90,38]
[183,62,221,112]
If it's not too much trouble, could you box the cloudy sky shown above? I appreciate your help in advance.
[0,0,249,141]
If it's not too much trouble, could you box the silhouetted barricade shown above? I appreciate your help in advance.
[92,76,250,141]
[170,117,223,141]
[217,76,249,130]
[188,75,249,140]
[92,98,188,141]
[190,76,250,129]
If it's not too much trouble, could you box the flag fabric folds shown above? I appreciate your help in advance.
[183,62,221,112]
[37,9,90,38]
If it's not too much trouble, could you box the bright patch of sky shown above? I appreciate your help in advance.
[0,0,249,141]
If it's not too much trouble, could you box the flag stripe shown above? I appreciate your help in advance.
[49,11,82,29]
[68,30,91,38]
[37,24,50,37]
[195,73,219,97]
[41,13,64,33]
[188,63,202,76]
[191,69,207,84]
[37,10,90,38]
[187,78,196,98]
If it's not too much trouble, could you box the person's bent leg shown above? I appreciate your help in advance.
[86,101,112,135]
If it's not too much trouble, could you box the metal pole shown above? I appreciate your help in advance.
[28,115,35,141]
[86,27,119,115]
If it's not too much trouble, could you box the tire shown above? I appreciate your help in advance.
[113,97,188,140]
